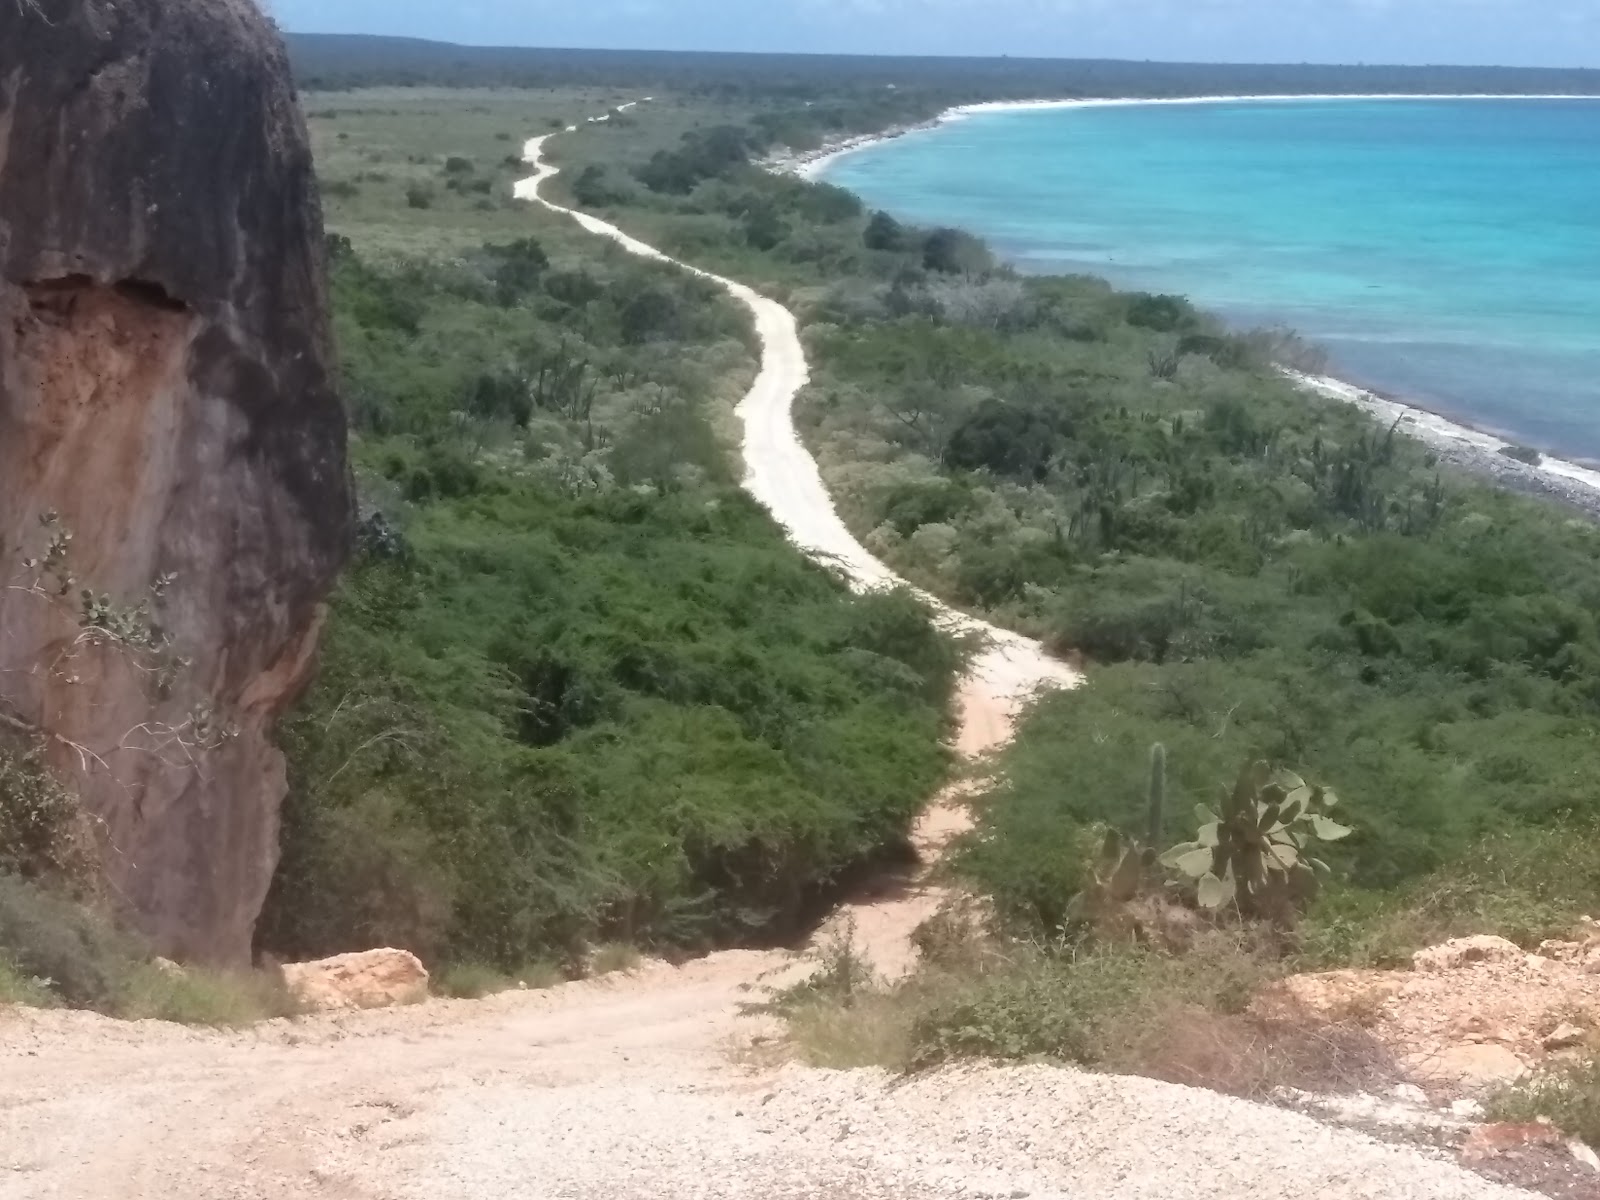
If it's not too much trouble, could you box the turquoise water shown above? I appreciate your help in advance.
[823,99,1600,459]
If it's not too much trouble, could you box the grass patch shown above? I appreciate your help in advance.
[115,964,301,1028]
[0,955,55,1008]
[0,873,300,1026]
[434,960,565,999]
[1298,825,1600,970]
[1489,1055,1600,1147]
[779,917,1392,1097]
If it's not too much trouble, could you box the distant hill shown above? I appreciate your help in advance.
[284,33,1600,99]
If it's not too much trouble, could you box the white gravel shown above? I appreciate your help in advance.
[369,1061,1536,1200]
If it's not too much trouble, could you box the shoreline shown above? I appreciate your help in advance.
[772,91,1600,516]
[1290,371,1600,519]
[779,92,1600,179]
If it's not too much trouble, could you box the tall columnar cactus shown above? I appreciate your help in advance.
[1160,760,1352,926]
[1146,743,1167,847]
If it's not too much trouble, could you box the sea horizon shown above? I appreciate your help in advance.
[819,96,1600,462]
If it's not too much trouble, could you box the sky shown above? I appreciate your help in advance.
[274,0,1600,69]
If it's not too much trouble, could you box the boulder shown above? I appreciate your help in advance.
[281,950,430,1012]
[1250,969,1398,1022]
[1405,1043,1528,1089]
[1412,936,1524,974]
[0,0,351,962]
[1542,1021,1588,1050]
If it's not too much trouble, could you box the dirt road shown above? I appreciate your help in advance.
[0,130,1538,1200]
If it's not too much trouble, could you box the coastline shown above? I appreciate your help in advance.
[778,91,1600,179]
[1290,371,1600,519]
[773,91,1600,516]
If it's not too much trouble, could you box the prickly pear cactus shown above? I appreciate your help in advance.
[1160,760,1352,925]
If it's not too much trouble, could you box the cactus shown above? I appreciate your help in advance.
[1146,743,1167,847]
[1160,760,1352,926]
[1067,828,1158,935]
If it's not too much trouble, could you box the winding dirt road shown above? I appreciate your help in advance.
[0,130,1538,1200]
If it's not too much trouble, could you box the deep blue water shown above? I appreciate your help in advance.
[822,99,1600,458]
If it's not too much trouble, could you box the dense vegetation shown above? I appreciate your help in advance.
[255,96,959,973]
[286,34,1600,102]
[550,97,1600,970]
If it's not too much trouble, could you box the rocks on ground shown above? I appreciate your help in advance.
[281,950,430,1012]
[1260,932,1600,1093]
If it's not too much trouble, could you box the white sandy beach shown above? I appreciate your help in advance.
[788,91,1600,178]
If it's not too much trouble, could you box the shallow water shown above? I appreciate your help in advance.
[823,99,1600,458]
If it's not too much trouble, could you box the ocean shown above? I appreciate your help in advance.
[820,98,1600,460]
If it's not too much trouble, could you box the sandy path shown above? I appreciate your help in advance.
[0,130,1538,1200]
[513,134,1080,726]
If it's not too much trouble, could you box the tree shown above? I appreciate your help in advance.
[488,237,549,307]
[944,400,1062,481]
[864,211,906,252]
[572,164,623,208]
[620,286,682,345]
[1125,292,1194,333]
[922,227,990,275]
[743,205,786,251]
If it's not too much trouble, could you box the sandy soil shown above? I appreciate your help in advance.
[0,126,1544,1200]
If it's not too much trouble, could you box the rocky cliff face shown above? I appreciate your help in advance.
[0,0,352,962]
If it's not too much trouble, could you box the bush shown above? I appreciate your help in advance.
[0,955,54,1007]
[0,744,89,880]
[571,164,628,208]
[405,183,435,210]
[922,227,990,275]
[864,210,907,252]
[0,874,137,1011]
[487,237,549,307]
[783,933,1290,1083]
[1488,1054,1600,1147]
[433,960,562,998]
[116,963,300,1027]
[944,400,1062,481]
[1125,292,1195,332]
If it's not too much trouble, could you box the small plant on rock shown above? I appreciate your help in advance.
[1161,761,1352,926]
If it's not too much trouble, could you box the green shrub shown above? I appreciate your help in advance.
[0,744,88,880]
[1489,1054,1600,1147]
[0,874,136,1011]
[433,962,515,999]
[780,934,1278,1074]
[116,964,300,1027]
[0,956,55,1007]
[1125,292,1196,332]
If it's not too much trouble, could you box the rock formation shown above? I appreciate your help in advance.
[281,949,431,1012]
[0,0,351,961]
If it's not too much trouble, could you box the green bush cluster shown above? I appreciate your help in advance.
[262,239,959,970]
[0,874,295,1024]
